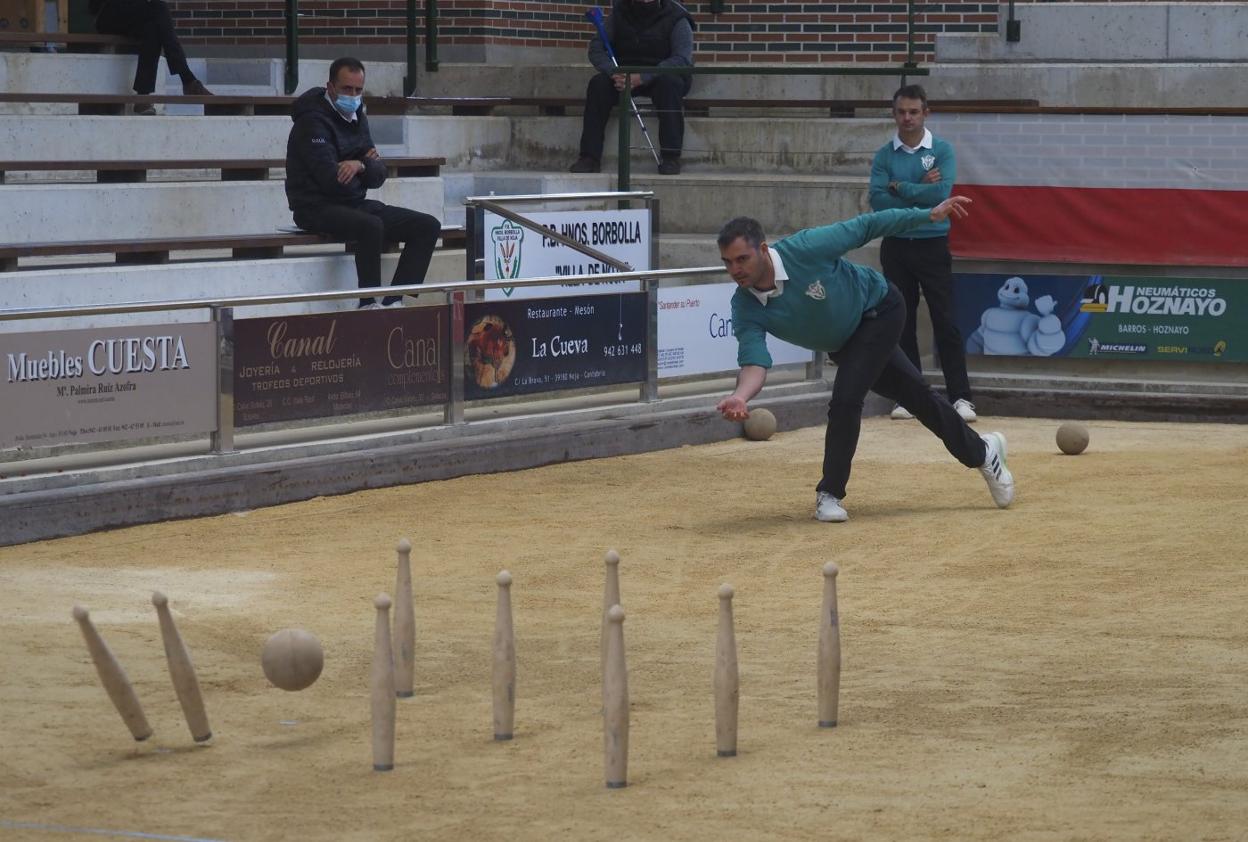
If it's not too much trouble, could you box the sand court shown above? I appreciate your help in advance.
[1,416,1246,841]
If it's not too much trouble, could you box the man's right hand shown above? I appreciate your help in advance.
[717,395,749,421]
[336,159,365,185]
[612,73,640,91]
[929,195,972,223]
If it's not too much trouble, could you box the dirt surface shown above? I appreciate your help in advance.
[2,416,1246,841]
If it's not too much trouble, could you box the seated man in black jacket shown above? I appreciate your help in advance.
[285,57,441,309]
[569,0,695,176]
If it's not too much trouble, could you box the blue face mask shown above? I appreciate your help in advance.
[334,93,362,115]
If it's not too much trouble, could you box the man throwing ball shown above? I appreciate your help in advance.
[715,198,1015,522]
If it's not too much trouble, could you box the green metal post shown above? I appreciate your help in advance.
[284,0,299,94]
[617,86,631,193]
[404,0,418,94]
[904,0,917,69]
[425,0,440,72]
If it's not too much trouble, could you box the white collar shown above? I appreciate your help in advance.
[892,128,932,153]
[747,248,787,306]
[325,90,359,123]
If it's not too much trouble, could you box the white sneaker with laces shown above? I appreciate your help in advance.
[815,491,848,523]
[954,399,978,423]
[359,302,383,310]
[979,432,1015,508]
[889,403,914,420]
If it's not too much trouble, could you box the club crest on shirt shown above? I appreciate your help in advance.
[921,154,936,170]
[805,280,827,301]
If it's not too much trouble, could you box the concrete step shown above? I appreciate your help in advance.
[0,115,511,169]
[4,178,443,244]
[507,115,890,175]
[0,249,466,333]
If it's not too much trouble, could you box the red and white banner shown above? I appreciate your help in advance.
[932,114,1248,267]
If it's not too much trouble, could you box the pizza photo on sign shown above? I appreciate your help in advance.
[466,314,516,389]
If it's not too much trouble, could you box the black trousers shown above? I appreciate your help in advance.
[95,0,193,94]
[294,200,441,307]
[578,72,692,161]
[820,282,986,499]
[879,235,973,403]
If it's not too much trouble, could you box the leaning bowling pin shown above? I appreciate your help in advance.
[492,570,516,741]
[393,538,416,698]
[603,604,629,789]
[72,605,153,742]
[151,592,212,742]
[817,562,841,728]
[714,584,739,757]
[371,593,397,771]
[601,549,620,677]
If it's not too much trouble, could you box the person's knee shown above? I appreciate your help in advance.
[586,73,616,100]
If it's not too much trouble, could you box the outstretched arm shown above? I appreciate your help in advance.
[717,365,768,421]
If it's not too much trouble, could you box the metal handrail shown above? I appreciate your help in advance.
[0,266,726,322]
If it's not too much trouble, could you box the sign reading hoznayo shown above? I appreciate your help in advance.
[233,307,449,427]
[954,272,1244,362]
[657,282,813,378]
[482,209,649,300]
[1,323,217,449]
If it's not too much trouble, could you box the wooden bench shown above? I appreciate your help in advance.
[0,92,510,117]
[0,156,446,184]
[505,96,1043,117]
[0,227,467,272]
[0,31,140,53]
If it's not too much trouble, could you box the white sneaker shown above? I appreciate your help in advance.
[954,399,978,423]
[889,403,914,420]
[815,492,848,523]
[978,432,1014,508]
[358,302,383,310]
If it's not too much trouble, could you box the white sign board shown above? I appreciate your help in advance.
[482,209,650,300]
[657,282,813,378]
[1,322,217,449]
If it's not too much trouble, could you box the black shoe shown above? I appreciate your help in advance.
[182,79,214,96]
[132,103,157,116]
[569,156,601,173]
[658,158,681,175]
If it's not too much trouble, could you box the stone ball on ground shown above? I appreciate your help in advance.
[261,628,324,691]
[743,408,777,441]
[1056,422,1090,455]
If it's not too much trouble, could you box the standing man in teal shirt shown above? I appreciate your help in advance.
[869,85,977,424]
[715,200,1015,523]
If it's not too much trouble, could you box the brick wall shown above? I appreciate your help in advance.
[170,0,1001,64]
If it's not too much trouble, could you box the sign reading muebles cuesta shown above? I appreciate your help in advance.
[0,323,217,449]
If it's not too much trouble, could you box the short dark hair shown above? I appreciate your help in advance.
[329,57,366,85]
[892,84,928,107]
[717,216,766,250]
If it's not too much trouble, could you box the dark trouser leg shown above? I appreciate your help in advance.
[636,74,691,159]
[880,236,923,373]
[146,0,194,84]
[294,203,384,307]
[97,0,193,94]
[820,283,985,499]
[909,237,973,402]
[358,200,442,305]
[578,73,617,161]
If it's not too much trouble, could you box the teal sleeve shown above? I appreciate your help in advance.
[789,208,931,258]
[895,141,955,207]
[731,295,773,369]
[868,147,907,212]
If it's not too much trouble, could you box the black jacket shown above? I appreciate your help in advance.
[284,87,387,213]
[609,0,695,67]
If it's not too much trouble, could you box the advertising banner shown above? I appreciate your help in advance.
[1,322,216,449]
[464,293,646,400]
[234,307,449,427]
[954,272,1244,362]
[482,209,649,300]
[657,283,813,377]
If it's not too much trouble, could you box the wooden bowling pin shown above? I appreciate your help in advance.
[714,584,739,757]
[393,538,416,699]
[371,593,397,771]
[492,570,516,741]
[603,604,629,789]
[72,605,153,742]
[601,549,620,678]
[151,592,212,743]
[817,562,841,728]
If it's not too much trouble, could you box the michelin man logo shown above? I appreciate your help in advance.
[966,276,1067,356]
